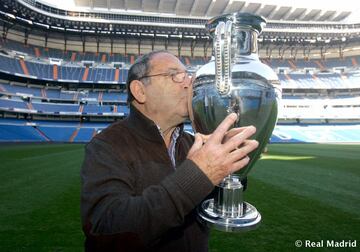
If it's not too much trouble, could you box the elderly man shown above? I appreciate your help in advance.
[81,50,258,252]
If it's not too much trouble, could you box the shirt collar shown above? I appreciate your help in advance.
[127,104,184,143]
[157,125,181,169]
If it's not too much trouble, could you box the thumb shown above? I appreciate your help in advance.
[187,133,204,158]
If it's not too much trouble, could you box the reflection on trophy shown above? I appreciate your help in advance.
[190,12,282,232]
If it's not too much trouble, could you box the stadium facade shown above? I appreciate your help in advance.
[0,0,360,143]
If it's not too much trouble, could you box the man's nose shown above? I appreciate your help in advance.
[183,73,194,88]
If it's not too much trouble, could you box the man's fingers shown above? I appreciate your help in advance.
[208,113,238,143]
[223,127,250,143]
[226,140,259,163]
[223,125,256,153]
[229,156,251,174]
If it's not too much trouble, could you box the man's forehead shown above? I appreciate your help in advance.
[150,53,185,71]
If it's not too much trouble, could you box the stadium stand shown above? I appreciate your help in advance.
[271,124,360,143]
[0,123,47,142]
[264,57,360,70]
[0,118,107,142]
[0,0,360,143]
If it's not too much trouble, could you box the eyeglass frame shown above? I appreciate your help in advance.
[138,70,193,83]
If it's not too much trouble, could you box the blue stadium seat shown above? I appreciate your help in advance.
[0,99,28,110]
[0,124,47,142]
[32,102,79,113]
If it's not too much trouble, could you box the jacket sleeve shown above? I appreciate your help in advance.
[80,137,214,249]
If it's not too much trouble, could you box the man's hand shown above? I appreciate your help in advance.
[187,113,258,185]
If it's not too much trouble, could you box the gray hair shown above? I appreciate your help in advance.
[126,50,170,104]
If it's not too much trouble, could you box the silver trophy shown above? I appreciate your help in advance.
[190,12,281,232]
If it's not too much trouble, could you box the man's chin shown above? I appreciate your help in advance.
[177,112,189,124]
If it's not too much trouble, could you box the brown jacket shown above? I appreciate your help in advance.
[81,105,214,252]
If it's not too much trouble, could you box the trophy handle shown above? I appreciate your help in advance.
[214,21,233,96]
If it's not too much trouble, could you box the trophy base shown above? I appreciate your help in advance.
[198,198,261,232]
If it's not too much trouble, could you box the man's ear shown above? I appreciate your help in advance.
[129,80,146,104]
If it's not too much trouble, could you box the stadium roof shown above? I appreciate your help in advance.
[38,0,360,23]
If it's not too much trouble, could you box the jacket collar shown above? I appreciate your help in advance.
[126,104,184,143]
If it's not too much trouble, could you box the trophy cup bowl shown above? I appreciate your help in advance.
[189,12,281,232]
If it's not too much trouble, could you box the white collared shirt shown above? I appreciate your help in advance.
[158,126,181,169]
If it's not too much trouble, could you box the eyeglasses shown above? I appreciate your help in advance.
[138,70,192,83]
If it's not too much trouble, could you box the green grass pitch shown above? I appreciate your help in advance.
[0,143,359,251]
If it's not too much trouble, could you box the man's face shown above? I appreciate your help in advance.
[142,53,192,126]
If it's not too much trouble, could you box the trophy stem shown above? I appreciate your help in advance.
[198,175,261,232]
[215,175,244,218]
